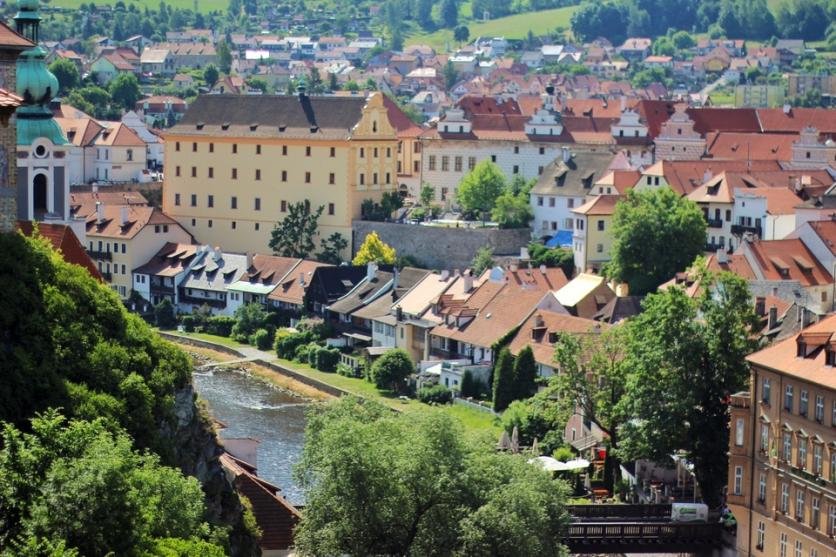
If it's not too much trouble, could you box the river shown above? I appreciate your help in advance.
[193,366,309,505]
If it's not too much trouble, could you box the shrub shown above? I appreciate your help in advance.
[204,316,236,337]
[553,445,575,462]
[369,349,414,393]
[154,299,176,329]
[231,303,269,339]
[179,315,195,333]
[251,328,272,350]
[295,341,319,364]
[296,317,331,340]
[314,346,340,372]
[417,384,452,404]
[336,363,361,378]
[275,329,314,359]
[460,370,476,398]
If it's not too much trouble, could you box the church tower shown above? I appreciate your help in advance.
[0,21,31,232]
[14,0,70,222]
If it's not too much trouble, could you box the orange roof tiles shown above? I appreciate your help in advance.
[705,132,797,161]
[0,22,34,49]
[85,205,180,240]
[0,88,22,108]
[747,313,836,389]
[509,309,608,366]
[17,221,103,280]
[757,107,836,135]
[95,122,145,147]
[267,259,330,306]
[807,220,836,255]
[738,187,803,215]
[705,252,756,280]
[573,195,620,216]
[745,239,832,286]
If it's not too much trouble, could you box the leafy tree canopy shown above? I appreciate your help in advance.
[607,187,706,295]
[49,58,80,94]
[457,160,506,221]
[269,202,324,259]
[352,231,397,266]
[294,397,570,556]
[368,348,413,392]
[108,72,142,111]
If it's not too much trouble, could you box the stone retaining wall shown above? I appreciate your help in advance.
[352,220,531,270]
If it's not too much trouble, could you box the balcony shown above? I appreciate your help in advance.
[101,271,112,281]
[88,250,113,261]
[178,292,226,308]
[731,224,762,237]
[705,218,723,228]
[705,243,727,252]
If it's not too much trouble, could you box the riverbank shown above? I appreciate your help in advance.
[164,330,501,436]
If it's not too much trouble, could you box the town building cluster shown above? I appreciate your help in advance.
[0,2,835,556]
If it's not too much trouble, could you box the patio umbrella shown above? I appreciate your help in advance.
[528,456,562,471]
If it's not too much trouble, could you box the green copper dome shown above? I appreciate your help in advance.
[14,0,66,146]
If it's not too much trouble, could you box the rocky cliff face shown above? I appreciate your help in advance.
[164,385,261,557]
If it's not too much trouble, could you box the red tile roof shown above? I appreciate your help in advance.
[744,239,832,286]
[509,309,608,366]
[0,88,22,108]
[705,252,756,280]
[0,22,34,49]
[267,259,330,306]
[747,313,836,389]
[705,131,797,161]
[757,107,836,135]
[85,206,180,240]
[381,93,423,138]
[573,195,620,216]
[17,221,103,280]
[807,220,836,255]
[220,453,300,551]
[134,242,199,277]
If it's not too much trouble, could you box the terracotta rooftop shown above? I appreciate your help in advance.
[705,131,797,161]
[509,309,607,367]
[95,122,146,147]
[757,107,836,135]
[267,259,330,306]
[734,187,803,215]
[705,252,756,280]
[70,190,149,220]
[85,205,180,240]
[134,243,199,277]
[0,21,34,49]
[572,195,620,216]
[0,88,22,108]
[744,238,832,286]
[17,221,103,281]
[644,160,783,196]
[747,313,836,389]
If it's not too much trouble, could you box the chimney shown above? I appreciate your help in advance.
[392,267,400,290]
[366,261,378,281]
[440,269,450,281]
[119,206,128,226]
[755,296,765,316]
[453,268,461,277]
[539,264,547,275]
[703,168,712,184]
[520,246,529,260]
[801,308,811,328]
[395,305,403,322]
[299,272,305,286]
[92,184,98,193]
[716,248,728,264]
[562,146,571,163]
[246,252,254,270]
[767,306,778,330]
[463,272,474,293]
[620,96,626,112]
[96,201,105,223]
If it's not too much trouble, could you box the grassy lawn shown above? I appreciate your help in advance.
[171,330,251,350]
[709,89,736,106]
[406,6,578,50]
[48,0,229,12]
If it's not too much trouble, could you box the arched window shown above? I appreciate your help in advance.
[33,174,47,216]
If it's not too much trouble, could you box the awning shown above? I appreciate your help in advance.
[343,332,372,343]
[227,281,275,295]
[365,346,392,356]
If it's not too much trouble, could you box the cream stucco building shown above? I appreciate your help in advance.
[163,91,399,256]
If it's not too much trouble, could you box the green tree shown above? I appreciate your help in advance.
[203,63,219,87]
[0,411,219,555]
[420,183,435,206]
[617,271,759,507]
[108,72,142,111]
[328,71,338,92]
[231,302,268,339]
[352,231,397,265]
[671,30,696,49]
[528,243,574,278]
[492,348,516,411]
[440,0,458,27]
[368,349,413,392]
[154,298,177,328]
[416,0,434,29]
[457,160,506,221]
[269,202,324,258]
[49,58,80,94]
[317,232,348,265]
[513,345,538,400]
[217,39,232,73]
[491,190,533,228]
[443,60,458,89]
[294,397,570,556]
[471,246,494,276]
[607,188,706,295]
[552,326,626,490]
[454,25,470,43]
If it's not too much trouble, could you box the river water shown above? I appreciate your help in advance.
[193,367,309,505]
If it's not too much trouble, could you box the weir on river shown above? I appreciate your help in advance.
[193,366,309,505]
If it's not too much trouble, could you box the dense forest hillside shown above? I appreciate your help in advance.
[0,231,259,556]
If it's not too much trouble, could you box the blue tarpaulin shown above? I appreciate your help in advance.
[545,231,573,248]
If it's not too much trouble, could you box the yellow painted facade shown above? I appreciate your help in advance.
[162,93,399,256]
